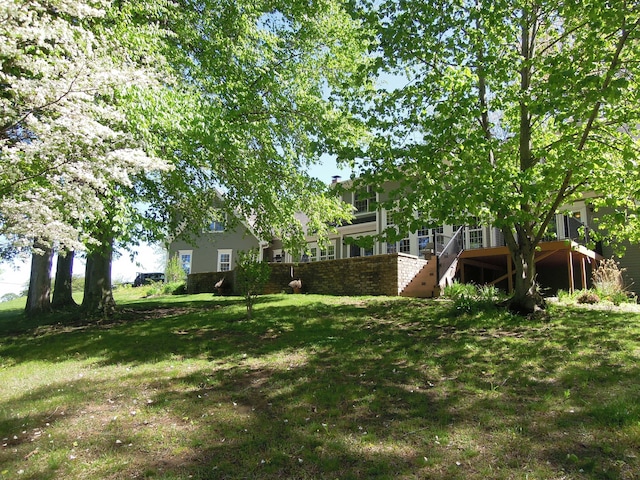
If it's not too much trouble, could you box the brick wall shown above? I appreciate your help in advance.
[187,253,427,297]
[186,271,235,294]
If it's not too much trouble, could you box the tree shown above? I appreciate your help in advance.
[24,243,53,316]
[52,250,77,310]
[0,1,168,252]
[235,249,271,319]
[122,0,369,254]
[4,0,369,317]
[1,0,172,315]
[347,0,640,313]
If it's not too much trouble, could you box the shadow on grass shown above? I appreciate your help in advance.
[1,297,640,478]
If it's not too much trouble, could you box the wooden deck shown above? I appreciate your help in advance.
[458,240,603,293]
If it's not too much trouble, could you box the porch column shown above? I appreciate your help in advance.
[567,250,575,293]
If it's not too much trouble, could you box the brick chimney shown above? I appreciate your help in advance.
[331,175,342,185]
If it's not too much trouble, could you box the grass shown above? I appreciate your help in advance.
[1,290,640,479]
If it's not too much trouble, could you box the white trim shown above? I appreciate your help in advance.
[178,250,193,275]
[217,249,232,272]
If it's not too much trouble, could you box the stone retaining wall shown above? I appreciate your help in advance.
[186,253,427,297]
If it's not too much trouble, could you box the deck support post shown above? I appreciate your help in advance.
[580,256,588,290]
[567,250,575,293]
[507,254,513,293]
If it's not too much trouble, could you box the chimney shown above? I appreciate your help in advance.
[331,175,342,185]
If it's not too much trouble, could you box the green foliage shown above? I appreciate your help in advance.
[144,281,186,297]
[165,254,187,284]
[346,0,640,312]
[443,281,506,314]
[235,248,271,319]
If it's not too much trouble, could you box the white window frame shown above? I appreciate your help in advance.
[178,250,193,275]
[320,244,336,261]
[354,186,376,214]
[217,249,232,272]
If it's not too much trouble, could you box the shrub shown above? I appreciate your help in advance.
[443,281,477,301]
[576,290,600,304]
[592,258,635,305]
[235,248,271,319]
[165,254,187,283]
[144,281,186,297]
[443,281,505,314]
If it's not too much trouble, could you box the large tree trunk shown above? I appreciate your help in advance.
[52,250,78,309]
[25,244,54,316]
[509,249,546,314]
[503,227,546,315]
[81,240,116,317]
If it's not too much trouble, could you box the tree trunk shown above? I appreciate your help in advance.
[24,244,53,316]
[81,241,116,317]
[52,250,78,309]
[508,243,546,314]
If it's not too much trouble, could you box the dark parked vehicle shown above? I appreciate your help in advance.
[133,272,165,287]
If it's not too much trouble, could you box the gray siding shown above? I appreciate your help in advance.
[601,241,640,297]
[169,225,260,274]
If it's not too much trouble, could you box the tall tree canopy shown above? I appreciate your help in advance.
[347,0,640,313]
[2,0,370,315]
[131,0,368,251]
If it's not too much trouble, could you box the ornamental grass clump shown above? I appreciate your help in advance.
[593,258,635,305]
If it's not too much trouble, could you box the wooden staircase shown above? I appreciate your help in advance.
[400,227,466,298]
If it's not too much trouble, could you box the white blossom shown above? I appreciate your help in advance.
[0,0,172,252]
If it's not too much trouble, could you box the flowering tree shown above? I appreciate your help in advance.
[1,0,170,314]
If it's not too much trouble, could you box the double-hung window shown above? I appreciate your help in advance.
[217,249,232,272]
[178,250,192,274]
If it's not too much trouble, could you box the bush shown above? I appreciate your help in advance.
[443,281,477,301]
[143,281,186,297]
[576,290,600,304]
[592,258,635,305]
[235,249,271,319]
[443,281,505,314]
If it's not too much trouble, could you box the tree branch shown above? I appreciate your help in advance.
[578,14,640,150]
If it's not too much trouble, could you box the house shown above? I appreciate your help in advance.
[167,212,265,292]
[168,178,638,298]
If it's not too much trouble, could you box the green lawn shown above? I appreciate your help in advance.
[1,290,639,479]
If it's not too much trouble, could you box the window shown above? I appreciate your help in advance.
[417,226,430,254]
[320,245,335,261]
[563,211,583,239]
[469,229,483,249]
[217,249,232,272]
[399,238,411,253]
[354,186,376,214]
[309,247,317,262]
[209,220,225,232]
[178,250,192,275]
[386,242,397,254]
[468,218,483,249]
